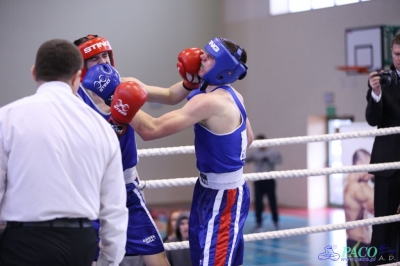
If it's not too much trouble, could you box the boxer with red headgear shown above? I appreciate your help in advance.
[74,35,114,81]
[73,34,203,266]
[131,37,254,266]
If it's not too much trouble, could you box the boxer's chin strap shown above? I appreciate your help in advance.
[199,80,209,91]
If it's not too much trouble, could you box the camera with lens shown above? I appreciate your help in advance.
[378,70,399,86]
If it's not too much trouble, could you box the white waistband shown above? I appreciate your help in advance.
[124,166,138,185]
[199,168,244,190]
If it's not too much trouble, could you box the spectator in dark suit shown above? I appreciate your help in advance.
[365,32,400,265]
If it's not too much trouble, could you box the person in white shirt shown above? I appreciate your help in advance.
[245,134,282,231]
[0,39,128,266]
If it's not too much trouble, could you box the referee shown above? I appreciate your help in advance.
[0,39,128,266]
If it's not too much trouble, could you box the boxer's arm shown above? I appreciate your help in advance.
[229,87,253,146]
[246,118,254,147]
[145,81,190,105]
[131,93,216,140]
[121,77,188,105]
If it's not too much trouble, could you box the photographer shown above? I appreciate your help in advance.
[365,32,400,265]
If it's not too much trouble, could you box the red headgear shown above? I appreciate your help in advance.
[77,35,115,81]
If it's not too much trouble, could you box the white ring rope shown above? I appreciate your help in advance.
[138,127,400,257]
[164,214,400,251]
[137,161,400,189]
[137,126,400,157]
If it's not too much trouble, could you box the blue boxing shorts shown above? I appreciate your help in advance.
[93,177,164,259]
[189,170,250,266]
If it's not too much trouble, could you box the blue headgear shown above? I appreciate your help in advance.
[202,38,248,85]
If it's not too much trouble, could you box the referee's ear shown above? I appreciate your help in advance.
[71,70,82,94]
[31,65,37,82]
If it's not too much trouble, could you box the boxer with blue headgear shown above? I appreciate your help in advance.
[199,37,248,91]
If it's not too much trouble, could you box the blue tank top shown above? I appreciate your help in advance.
[193,85,248,173]
[77,86,138,171]
[186,88,205,101]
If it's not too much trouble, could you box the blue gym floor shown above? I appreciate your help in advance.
[242,208,348,266]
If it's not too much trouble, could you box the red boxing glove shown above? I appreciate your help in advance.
[177,48,203,90]
[108,81,148,136]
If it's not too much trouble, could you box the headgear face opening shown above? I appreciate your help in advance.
[202,38,248,85]
[77,35,115,81]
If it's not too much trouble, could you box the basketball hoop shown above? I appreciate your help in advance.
[336,65,369,74]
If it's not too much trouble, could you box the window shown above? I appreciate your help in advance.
[312,0,335,10]
[270,0,371,16]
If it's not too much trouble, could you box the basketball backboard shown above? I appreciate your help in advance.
[344,25,400,74]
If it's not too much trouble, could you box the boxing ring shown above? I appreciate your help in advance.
[136,127,400,265]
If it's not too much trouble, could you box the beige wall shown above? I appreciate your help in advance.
[0,0,221,205]
[1,0,399,207]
